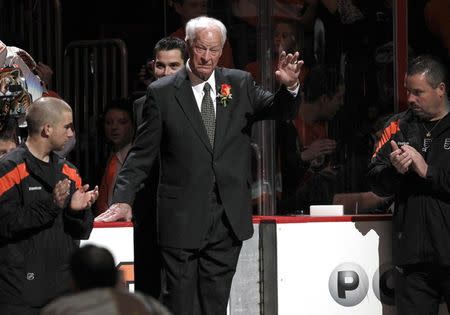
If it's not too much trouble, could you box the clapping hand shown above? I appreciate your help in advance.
[53,179,71,208]
[70,184,99,211]
[398,144,428,178]
[389,141,412,175]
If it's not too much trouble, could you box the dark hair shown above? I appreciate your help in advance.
[303,65,343,103]
[153,36,187,62]
[407,54,449,93]
[70,245,118,291]
[102,98,134,124]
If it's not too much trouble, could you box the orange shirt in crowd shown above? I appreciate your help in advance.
[294,114,327,147]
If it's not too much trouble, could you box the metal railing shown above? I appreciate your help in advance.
[63,39,128,184]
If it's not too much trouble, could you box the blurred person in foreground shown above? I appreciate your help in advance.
[96,16,302,315]
[0,97,98,314]
[369,55,450,315]
[41,244,171,315]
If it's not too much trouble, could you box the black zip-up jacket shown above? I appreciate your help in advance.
[369,109,450,266]
[0,144,93,307]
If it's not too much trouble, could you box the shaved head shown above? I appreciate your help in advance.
[26,97,72,135]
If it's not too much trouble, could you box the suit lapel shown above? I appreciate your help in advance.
[214,69,232,155]
[174,69,213,153]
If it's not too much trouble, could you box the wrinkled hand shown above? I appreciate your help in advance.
[400,144,428,178]
[389,141,412,174]
[94,203,132,222]
[53,179,71,208]
[275,51,303,89]
[70,184,99,211]
[301,139,337,162]
[35,62,54,87]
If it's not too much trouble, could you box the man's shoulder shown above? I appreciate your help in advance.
[0,145,26,173]
[133,95,146,106]
[148,72,180,92]
[217,67,250,79]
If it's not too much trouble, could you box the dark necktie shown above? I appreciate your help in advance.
[201,82,215,147]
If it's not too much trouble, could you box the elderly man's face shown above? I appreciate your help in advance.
[188,27,222,81]
[154,49,185,79]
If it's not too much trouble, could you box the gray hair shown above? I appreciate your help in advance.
[185,16,227,48]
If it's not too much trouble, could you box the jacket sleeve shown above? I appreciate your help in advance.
[0,164,60,240]
[61,163,94,239]
[367,119,403,197]
[246,72,300,122]
[63,208,93,240]
[424,165,450,196]
[112,85,162,206]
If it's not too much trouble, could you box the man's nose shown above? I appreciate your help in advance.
[201,49,212,61]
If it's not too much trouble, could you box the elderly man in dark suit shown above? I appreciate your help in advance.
[96,16,302,315]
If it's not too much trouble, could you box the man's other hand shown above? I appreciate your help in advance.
[389,141,412,174]
[70,184,99,211]
[53,179,71,208]
[94,203,132,222]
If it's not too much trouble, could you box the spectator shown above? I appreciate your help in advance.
[134,37,187,126]
[41,245,171,315]
[0,97,98,315]
[278,64,344,213]
[245,19,308,85]
[0,132,17,158]
[135,37,186,92]
[96,99,135,215]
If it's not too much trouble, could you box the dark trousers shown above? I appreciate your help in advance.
[133,165,161,298]
[134,222,161,298]
[395,263,450,315]
[0,304,41,315]
[160,192,242,315]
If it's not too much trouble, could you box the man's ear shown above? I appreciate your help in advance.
[41,123,51,138]
[437,82,446,98]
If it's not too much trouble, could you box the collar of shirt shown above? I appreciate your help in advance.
[114,143,132,165]
[186,59,217,114]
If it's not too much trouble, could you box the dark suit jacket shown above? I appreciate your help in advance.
[113,67,298,248]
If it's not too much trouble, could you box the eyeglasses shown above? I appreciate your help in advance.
[193,45,222,57]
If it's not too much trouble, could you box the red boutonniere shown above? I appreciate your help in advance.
[217,83,232,107]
